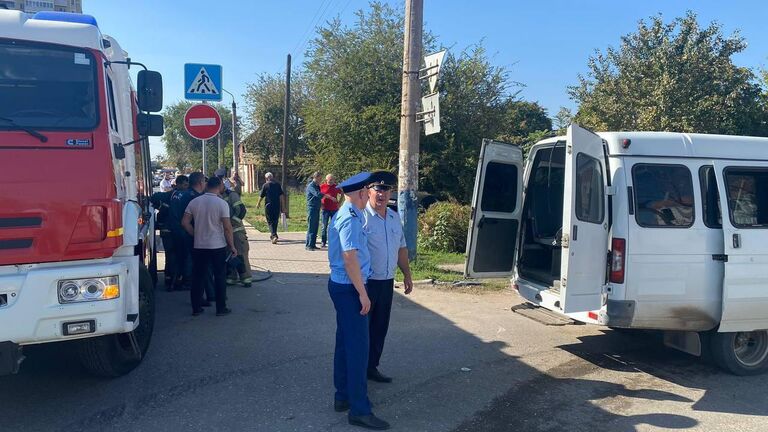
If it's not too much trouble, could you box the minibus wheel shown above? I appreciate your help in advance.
[78,264,155,377]
[711,330,768,376]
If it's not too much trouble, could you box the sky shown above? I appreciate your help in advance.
[84,0,768,158]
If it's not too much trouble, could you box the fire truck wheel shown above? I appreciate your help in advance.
[710,330,768,376]
[78,264,156,377]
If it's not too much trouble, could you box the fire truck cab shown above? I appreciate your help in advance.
[0,10,164,376]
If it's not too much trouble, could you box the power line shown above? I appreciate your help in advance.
[291,0,334,56]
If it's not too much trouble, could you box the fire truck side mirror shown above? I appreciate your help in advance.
[137,70,163,113]
[137,113,164,137]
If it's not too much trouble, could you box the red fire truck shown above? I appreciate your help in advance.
[0,10,164,376]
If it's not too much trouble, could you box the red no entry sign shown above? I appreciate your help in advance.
[184,103,222,140]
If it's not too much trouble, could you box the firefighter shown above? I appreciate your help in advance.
[216,168,252,287]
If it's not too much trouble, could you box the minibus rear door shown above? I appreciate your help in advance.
[561,125,609,313]
[465,139,524,278]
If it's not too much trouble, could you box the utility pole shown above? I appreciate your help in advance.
[282,54,291,216]
[398,0,423,260]
[222,88,239,179]
[201,139,207,175]
[217,133,222,169]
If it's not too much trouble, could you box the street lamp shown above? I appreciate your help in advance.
[222,88,239,179]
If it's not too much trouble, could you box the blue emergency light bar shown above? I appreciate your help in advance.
[32,11,98,27]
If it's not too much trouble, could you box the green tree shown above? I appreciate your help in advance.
[161,101,235,172]
[242,73,308,165]
[302,1,407,179]
[302,2,551,202]
[570,12,768,136]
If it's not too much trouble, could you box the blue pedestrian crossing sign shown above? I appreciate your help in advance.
[184,63,222,101]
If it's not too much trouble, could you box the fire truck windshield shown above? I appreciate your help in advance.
[0,41,99,131]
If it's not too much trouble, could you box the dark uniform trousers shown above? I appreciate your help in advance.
[306,205,321,248]
[191,247,228,313]
[159,230,176,283]
[328,279,372,417]
[367,278,394,371]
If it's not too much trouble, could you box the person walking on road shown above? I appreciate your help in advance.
[257,172,285,244]
[217,168,253,287]
[182,176,236,317]
[327,172,390,431]
[320,173,342,248]
[362,171,413,384]
[305,171,323,251]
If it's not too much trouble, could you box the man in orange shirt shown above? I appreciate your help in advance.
[320,173,343,248]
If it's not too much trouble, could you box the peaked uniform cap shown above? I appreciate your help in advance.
[339,172,373,193]
[368,171,397,187]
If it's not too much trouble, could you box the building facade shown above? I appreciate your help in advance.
[0,0,82,13]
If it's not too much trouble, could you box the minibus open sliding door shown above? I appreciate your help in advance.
[560,125,609,313]
[713,161,768,332]
[465,139,524,278]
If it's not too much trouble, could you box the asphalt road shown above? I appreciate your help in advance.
[1,232,767,432]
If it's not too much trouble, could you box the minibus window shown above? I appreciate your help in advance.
[632,164,695,228]
[724,168,768,228]
[575,153,604,224]
[480,162,518,213]
[699,166,722,228]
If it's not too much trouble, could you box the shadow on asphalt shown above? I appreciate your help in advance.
[559,330,768,417]
[1,268,750,431]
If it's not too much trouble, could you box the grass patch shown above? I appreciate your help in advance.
[242,189,310,232]
[396,250,509,293]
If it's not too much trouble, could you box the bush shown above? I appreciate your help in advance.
[418,202,471,253]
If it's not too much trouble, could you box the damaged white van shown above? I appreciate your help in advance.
[465,124,768,375]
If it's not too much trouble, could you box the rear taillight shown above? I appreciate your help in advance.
[609,238,626,284]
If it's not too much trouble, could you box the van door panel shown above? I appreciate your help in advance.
[713,161,768,332]
[625,161,721,331]
[561,125,609,313]
[465,139,524,278]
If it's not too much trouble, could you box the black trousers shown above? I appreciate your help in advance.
[265,203,280,237]
[159,231,175,283]
[367,278,394,370]
[191,247,228,313]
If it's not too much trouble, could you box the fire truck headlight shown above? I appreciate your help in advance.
[57,276,120,304]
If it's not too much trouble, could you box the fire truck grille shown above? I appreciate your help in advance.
[0,217,42,228]
[0,239,33,250]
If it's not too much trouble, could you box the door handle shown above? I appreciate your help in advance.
[572,225,578,241]
[733,233,741,249]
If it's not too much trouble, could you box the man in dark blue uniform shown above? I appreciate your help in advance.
[151,175,188,290]
[169,172,205,292]
[327,172,390,430]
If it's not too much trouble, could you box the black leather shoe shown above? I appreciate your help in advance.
[216,308,232,316]
[348,414,390,430]
[367,368,392,383]
[334,400,350,412]
[192,309,204,316]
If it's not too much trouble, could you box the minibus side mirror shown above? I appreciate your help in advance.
[136,113,164,136]
[137,70,163,112]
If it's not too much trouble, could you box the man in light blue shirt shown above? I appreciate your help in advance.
[327,172,390,431]
[362,171,413,384]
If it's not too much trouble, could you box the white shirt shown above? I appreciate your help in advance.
[184,193,230,249]
[363,202,407,280]
[160,178,173,192]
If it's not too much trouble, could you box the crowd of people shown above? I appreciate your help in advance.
[151,169,250,317]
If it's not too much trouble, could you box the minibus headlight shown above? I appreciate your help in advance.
[57,276,119,304]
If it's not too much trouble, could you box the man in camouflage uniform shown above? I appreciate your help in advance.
[216,168,253,287]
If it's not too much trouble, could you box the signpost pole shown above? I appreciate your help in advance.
[202,139,207,176]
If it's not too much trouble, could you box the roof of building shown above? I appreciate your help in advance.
[0,9,103,50]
